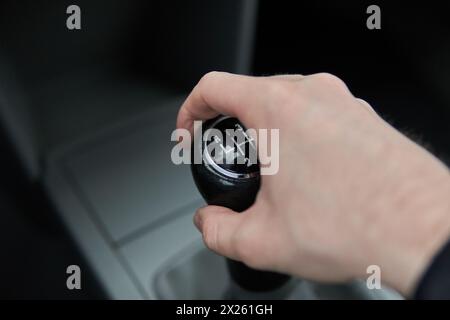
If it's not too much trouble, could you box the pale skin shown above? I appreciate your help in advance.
[176,71,450,297]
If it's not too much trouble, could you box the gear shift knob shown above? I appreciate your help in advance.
[191,116,290,295]
[191,116,260,212]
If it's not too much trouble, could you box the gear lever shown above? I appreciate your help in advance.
[191,116,291,299]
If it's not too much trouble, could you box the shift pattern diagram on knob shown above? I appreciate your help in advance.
[203,116,259,179]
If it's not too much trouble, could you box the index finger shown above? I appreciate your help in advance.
[176,71,272,134]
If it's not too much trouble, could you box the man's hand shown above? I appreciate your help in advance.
[176,71,450,296]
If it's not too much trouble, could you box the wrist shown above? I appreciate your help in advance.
[377,151,450,296]
[387,193,450,297]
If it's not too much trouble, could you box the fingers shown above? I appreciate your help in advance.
[194,205,246,261]
[176,71,277,134]
[177,71,378,136]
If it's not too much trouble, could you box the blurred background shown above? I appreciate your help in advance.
[0,0,448,299]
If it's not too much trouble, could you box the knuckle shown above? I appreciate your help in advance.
[312,72,348,91]
[198,71,221,89]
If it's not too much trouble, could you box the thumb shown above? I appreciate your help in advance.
[194,205,246,261]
